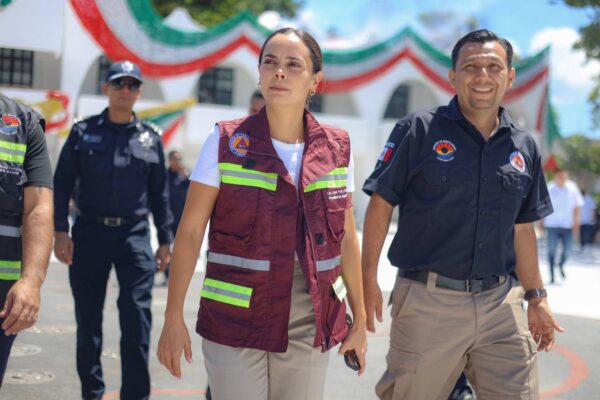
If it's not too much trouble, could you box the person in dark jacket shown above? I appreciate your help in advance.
[53,61,173,400]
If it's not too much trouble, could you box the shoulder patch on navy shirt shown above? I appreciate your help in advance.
[378,141,395,163]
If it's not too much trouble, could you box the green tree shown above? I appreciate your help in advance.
[151,0,303,27]
[560,134,600,174]
[560,0,600,126]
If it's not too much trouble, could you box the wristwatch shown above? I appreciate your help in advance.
[524,288,547,301]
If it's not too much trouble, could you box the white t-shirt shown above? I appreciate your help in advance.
[580,194,597,225]
[544,180,584,228]
[190,124,355,192]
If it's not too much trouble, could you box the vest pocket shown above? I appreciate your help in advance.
[0,167,24,215]
[322,190,347,243]
[212,184,260,244]
[318,271,348,344]
[199,274,254,340]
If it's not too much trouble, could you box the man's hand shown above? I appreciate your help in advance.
[363,279,383,333]
[156,244,171,272]
[527,298,565,351]
[0,278,41,335]
[54,232,73,265]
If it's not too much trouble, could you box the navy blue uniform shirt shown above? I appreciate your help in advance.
[167,168,190,233]
[54,109,173,245]
[363,97,553,279]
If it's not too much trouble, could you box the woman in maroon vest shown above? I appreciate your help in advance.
[157,27,367,399]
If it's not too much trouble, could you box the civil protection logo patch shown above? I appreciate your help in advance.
[509,150,526,173]
[433,140,456,162]
[0,114,20,136]
[229,132,250,157]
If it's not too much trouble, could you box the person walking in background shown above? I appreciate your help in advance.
[362,29,562,399]
[163,150,190,285]
[248,90,265,114]
[53,61,173,400]
[157,27,367,400]
[580,190,597,250]
[0,95,53,387]
[543,168,583,283]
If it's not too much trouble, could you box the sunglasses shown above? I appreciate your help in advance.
[109,78,141,92]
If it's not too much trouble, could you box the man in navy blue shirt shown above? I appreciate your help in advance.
[362,30,563,399]
[53,61,173,400]
[161,150,189,284]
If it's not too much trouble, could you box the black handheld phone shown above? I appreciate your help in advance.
[344,314,361,371]
[344,349,361,371]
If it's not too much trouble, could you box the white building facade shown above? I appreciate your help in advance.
[0,0,560,220]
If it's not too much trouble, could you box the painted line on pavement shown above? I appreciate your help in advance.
[541,344,589,399]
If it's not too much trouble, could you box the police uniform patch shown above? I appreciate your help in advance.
[82,133,102,143]
[509,150,526,173]
[229,132,250,157]
[433,140,456,162]
[138,131,154,149]
[378,141,395,163]
[0,114,20,136]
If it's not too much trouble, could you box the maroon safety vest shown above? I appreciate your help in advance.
[196,108,351,352]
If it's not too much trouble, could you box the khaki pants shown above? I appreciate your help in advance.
[376,273,538,400]
[202,263,330,400]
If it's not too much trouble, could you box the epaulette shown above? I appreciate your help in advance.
[72,114,97,125]
[140,120,163,136]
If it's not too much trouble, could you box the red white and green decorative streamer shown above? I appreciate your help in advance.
[70,0,560,149]
[70,0,551,98]
[137,98,195,146]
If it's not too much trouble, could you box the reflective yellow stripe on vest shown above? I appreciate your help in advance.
[332,275,347,301]
[219,163,277,191]
[0,260,21,280]
[304,167,348,193]
[0,140,27,164]
[201,278,253,308]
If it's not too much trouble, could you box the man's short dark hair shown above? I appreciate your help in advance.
[251,90,264,101]
[451,29,514,70]
[168,150,181,160]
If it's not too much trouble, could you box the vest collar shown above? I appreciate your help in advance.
[241,108,343,189]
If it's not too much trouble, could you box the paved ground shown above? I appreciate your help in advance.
[1,236,598,399]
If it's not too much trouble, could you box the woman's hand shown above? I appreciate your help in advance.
[338,319,367,376]
[157,317,193,378]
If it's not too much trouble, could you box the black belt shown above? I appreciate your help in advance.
[398,270,507,293]
[77,211,146,227]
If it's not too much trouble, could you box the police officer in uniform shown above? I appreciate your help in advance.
[53,61,173,400]
[0,94,53,386]
[362,30,563,399]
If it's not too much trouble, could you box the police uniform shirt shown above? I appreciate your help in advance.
[53,109,173,244]
[0,95,53,298]
[363,96,553,279]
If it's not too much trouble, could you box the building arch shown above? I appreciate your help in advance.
[383,80,439,120]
